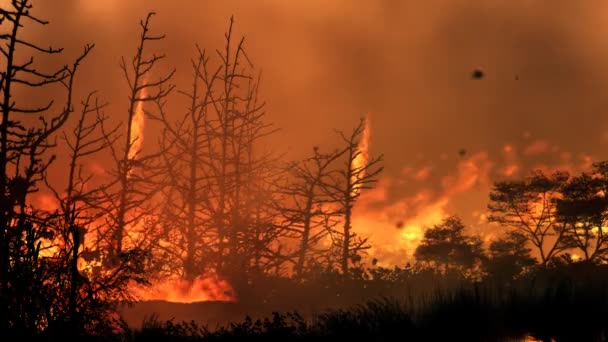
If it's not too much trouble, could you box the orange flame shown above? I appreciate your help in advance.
[352,152,494,265]
[352,115,371,195]
[128,85,146,160]
[133,274,236,303]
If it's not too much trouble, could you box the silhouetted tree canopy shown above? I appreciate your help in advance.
[485,231,536,282]
[488,170,571,265]
[414,216,485,274]
[556,164,608,262]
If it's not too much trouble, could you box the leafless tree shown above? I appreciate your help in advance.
[43,89,147,333]
[0,0,94,332]
[325,118,383,275]
[153,18,279,284]
[149,46,219,280]
[278,147,342,279]
[93,12,175,270]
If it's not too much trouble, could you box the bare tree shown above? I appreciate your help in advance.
[198,17,267,275]
[325,118,383,275]
[44,92,109,330]
[150,46,219,280]
[278,147,342,279]
[43,89,148,334]
[153,18,278,284]
[94,12,175,269]
[0,0,94,332]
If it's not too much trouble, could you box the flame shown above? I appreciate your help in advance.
[351,133,602,266]
[525,336,556,342]
[128,85,146,160]
[133,274,236,303]
[31,78,238,304]
[352,152,495,265]
[352,115,371,195]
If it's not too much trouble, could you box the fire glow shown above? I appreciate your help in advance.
[351,139,595,267]
[133,274,236,304]
[34,115,600,301]
[22,21,602,306]
[128,86,145,160]
[352,114,371,192]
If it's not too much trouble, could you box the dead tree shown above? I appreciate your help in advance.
[227,69,282,278]
[325,118,383,276]
[179,18,277,281]
[279,147,342,279]
[199,17,254,274]
[45,92,107,330]
[96,12,174,267]
[43,89,146,333]
[152,18,283,286]
[149,46,220,280]
[0,0,94,332]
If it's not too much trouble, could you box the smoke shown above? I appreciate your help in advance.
[17,0,608,264]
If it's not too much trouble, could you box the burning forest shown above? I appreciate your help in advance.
[3,1,608,341]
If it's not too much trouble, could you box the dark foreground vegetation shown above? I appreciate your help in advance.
[73,262,608,341]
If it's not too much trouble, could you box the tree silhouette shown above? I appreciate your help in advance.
[556,164,608,262]
[484,231,536,283]
[488,170,571,265]
[414,216,485,275]
[278,147,342,279]
[95,12,175,269]
[151,45,218,280]
[0,0,94,333]
[325,118,383,275]
[44,92,109,333]
[201,17,278,278]
[153,17,279,284]
[43,90,151,335]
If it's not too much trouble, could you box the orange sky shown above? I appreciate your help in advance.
[13,0,608,265]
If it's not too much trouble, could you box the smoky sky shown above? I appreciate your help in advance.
[14,1,608,235]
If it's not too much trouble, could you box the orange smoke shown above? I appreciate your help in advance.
[353,152,494,266]
[351,132,601,267]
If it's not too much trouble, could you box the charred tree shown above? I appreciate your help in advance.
[154,18,278,284]
[0,0,93,332]
[279,147,342,279]
[151,46,219,280]
[325,118,383,276]
[97,12,174,268]
[44,90,145,334]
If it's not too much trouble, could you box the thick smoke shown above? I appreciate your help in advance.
[24,0,608,264]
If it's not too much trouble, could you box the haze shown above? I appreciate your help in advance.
[22,0,608,264]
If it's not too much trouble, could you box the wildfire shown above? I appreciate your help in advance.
[133,274,236,303]
[128,85,146,160]
[352,114,371,195]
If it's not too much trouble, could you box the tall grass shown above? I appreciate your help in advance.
[123,264,608,341]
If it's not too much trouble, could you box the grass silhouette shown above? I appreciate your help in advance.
[120,263,608,341]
